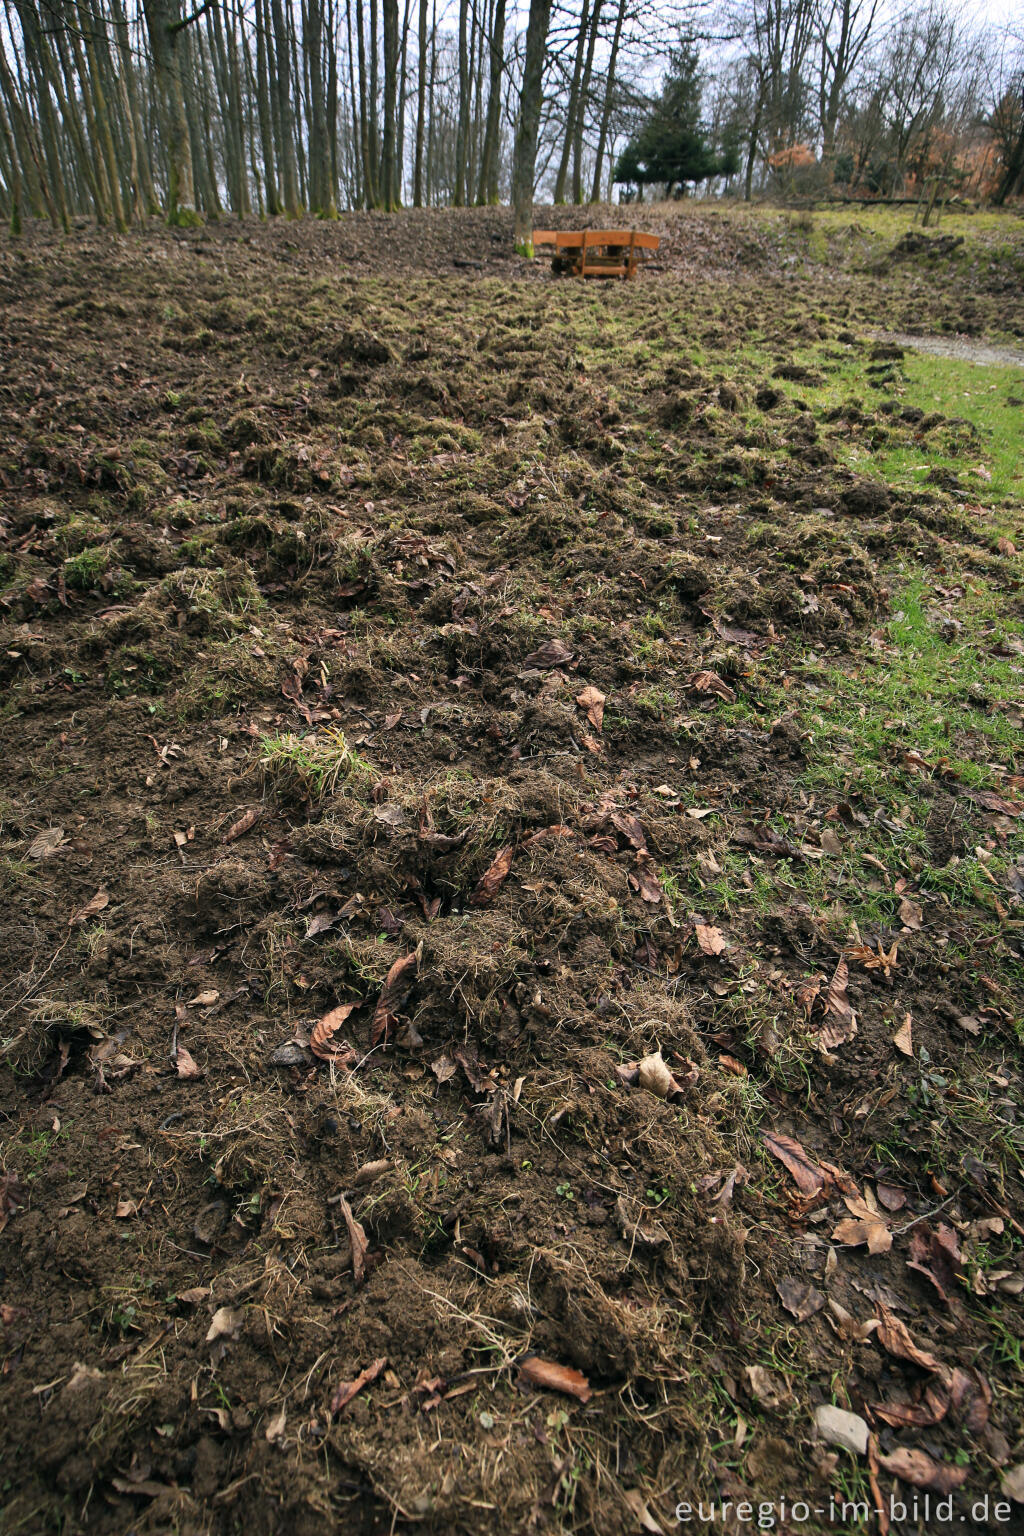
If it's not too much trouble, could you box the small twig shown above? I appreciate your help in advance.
[890,1193,957,1236]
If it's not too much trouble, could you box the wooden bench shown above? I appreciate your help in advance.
[532,229,660,279]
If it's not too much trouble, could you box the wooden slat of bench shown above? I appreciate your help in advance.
[532,229,660,253]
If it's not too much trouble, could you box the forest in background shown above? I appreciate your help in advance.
[0,0,1022,237]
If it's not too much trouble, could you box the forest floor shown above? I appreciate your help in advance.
[0,202,1022,1536]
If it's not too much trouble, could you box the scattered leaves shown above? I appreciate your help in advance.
[877,1448,968,1494]
[329,1356,386,1414]
[370,950,418,1046]
[575,685,605,731]
[763,1132,825,1197]
[469,845,514,905]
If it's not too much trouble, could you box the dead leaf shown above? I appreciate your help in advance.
[876,1183,907,1212]
[876,1303,941,1372]
[1000,1464,1024,1502]
[689,669,736,702]
[907,1222,962,1305]
[877,1447,968,1494]
[575,685,605,731]
[623,1489,664,1534]
[311,1003,358,1063]
[431,1053,459,1083]
[114,1198,137,1218]
[610,812,647,851]
[206,1306,244,1342]
[694,922,727,956]
[518,1356,592,1403]
[188,990,219,1007]
[898,897,922,930]
[175,1045,200,1079]
[629,853,663,904]
[370,950,418,1046]
[892,1014,913,1056]
[335,1194,369,1286]
[469,845,514,905]
[28,827,66,859]
[825,957,852,1020]
[524,638,574,668]
[222,807,261,844]
[776,1277,825,1321]
[763,1132,826,1197]
[833,1213,892,1255]
[637,1051,686,1099]
[996,536,1016,557]
[70,889,109,926]
[329,1356,386,1414]
[265,1406,287,1442]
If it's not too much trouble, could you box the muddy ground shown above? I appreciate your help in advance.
[0,205,1022,1535]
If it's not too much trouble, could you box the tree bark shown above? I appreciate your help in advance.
[590,0,624,203]
[511,0,552,254]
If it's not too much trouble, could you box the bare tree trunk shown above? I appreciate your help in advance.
[590,0,625,203]
[381,0,399,206]
[512,0,552,253]
[572,0,602,202]
[553,0,590,203]
[141,0,199,223]
[413,0,428,204]
[454,0,469,203]
[476,0,504,202]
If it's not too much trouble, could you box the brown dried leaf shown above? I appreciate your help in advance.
[524,638,574,668]
[776,1277,825,1322]
[689,669,736,702]
[222,807,261,844]
[518,1356,592,1403]
[28,827,66,860]
[629,853,663,904]
[876,1183,907,1212]
[825,958,852,1020]
[877,1448,968,1494]
[370,951,418,1046]
[311,1009,358,1065]
[833,1216,893,1254]
[876,1303,942,1372]
[763,1132,825,1197]
[70,889,109,926]
[575,685,606,731]
[206,1306,244,1342]
[893,1014,913,1056]
[329,1356,386,1414]
[335,1194,369,1287]
[175,1045,201,1079]
[694,922,727,956]
[469,845,514,906]
[610,813,647,851]
[898,897,923,930]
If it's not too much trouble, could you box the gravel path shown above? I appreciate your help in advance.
[878,330,1024,368]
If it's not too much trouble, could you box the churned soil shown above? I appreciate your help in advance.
[0,205,1021,1535]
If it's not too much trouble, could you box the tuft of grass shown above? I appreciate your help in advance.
[258,727,372,802]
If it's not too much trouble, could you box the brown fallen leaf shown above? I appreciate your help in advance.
[188,990,219,1007]
[825,957,852,1020]
[469,845,514,906]
[329,1355,386,1414]
[763,1132,825,1197]
[876,1183,908,1212]
[629,853,663,904]
[892,1013,913,1057]
[876,1303,942,1372]
[610,812,647,851]
[175,1045,201,1079]
[906,1222,962,1306]
[334,1194,369,1286]
[688,669,736,702]
[575,684,605,731]
[524,638,574,668]
[28,827,66,860]
[311,1002,359,1063]
[222,807,261,844]
[70,889,109,926]
[206,1306,244,1342]
[694,922,727,956]
[898,897,923,930]
[833,1216,892,1255]
[518,1355,592,1403]
[776,1277,825,1322]
[795,975,823,1017]
[370,950,418,1046]
[877,1447,968,1494]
